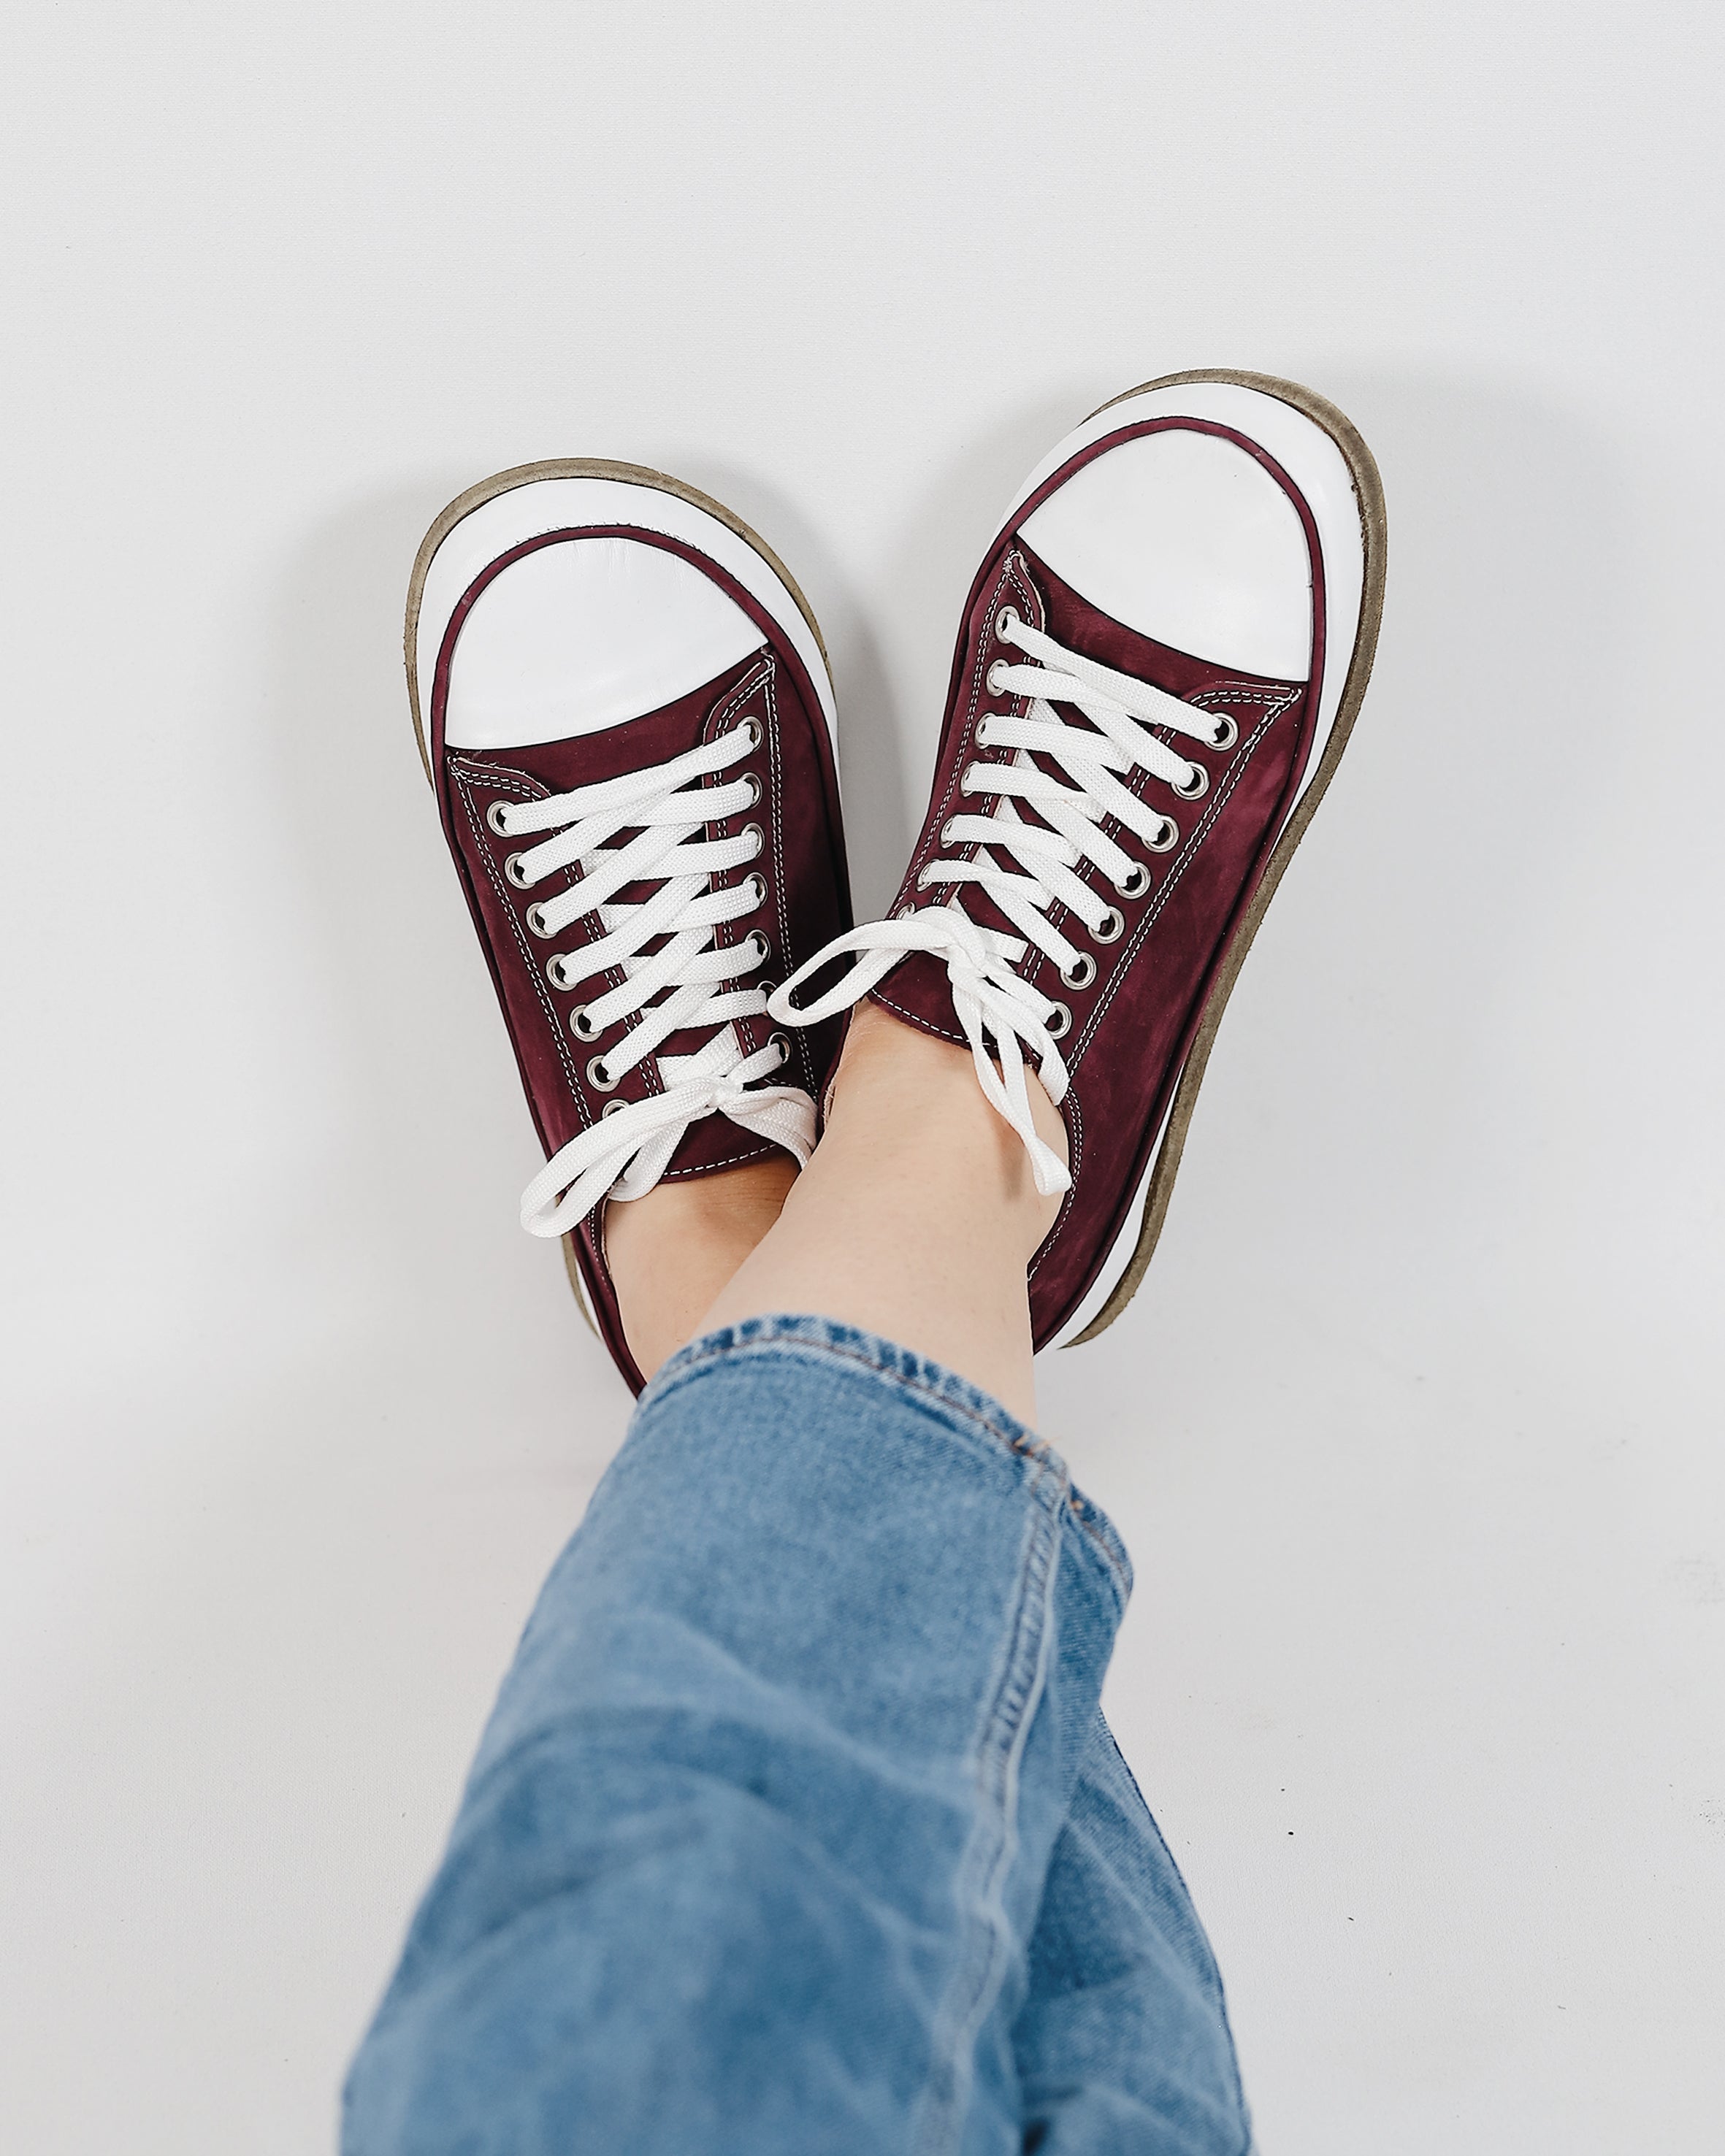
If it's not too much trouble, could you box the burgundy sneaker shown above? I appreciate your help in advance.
[773,371,1385,1350]
[407,460,850,1390]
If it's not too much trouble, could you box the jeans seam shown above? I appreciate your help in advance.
[1063,1494,1133,1607]
[1105,1727,1255,2155]
[909,1449,1066,2156]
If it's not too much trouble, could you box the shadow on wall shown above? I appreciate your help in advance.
[263,475,618,1389]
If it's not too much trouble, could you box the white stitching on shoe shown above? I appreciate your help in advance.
[452,761,594,1120]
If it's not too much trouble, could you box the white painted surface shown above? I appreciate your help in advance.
[1,4,1721,2152]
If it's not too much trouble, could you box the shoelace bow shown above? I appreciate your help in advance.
[494,722,815,1235]
[770,610,1236,1196]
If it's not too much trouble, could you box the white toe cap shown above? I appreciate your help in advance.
[444,534,765,751]
[1017,426,1313,681]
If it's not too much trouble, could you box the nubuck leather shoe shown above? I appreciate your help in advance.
[407,461,850,1391]
[772,372,1385,1350]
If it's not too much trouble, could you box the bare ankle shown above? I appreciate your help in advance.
[697,1003,1066,1426]
[827,1004,1068,1260]
[605,1153,800,1380]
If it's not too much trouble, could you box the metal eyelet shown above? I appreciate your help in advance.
[896,902,918,918]
[524,902,553,939]
[1208,714,1239,751]
[996,606,1020,640]
[940,818,960,846]
[741,716,763,749]
[1147,817,1179,855]
[754,978,776,1001]
[586,1054,619,1092]
[504,852,533,889]
[1113,861,1152,899]
[1172,761,1209,801]
[744,928,770,963]
[743,870,768,907]
[959,763,980,794]
[1045,1002,1071,1041]
[742,821,765,858]
[987,659,1009,695]
[768,1031,792,1067]
[1060,954,1097,990]
[975,717,995,748]
[601,1098,630,1119]
[1091,907,1125,945]
[741,771,763,807]
[570,1006,600,1041]
[486,800,512,835]
[546,954,569,990]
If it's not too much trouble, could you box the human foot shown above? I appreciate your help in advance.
[406,461,852,1390]
[603,1152,798,1380]
[773,372,1385,1350]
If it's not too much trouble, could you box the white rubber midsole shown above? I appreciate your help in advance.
[1032,380,1371,1351]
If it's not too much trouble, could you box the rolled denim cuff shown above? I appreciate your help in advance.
[645,1311,1132,1602]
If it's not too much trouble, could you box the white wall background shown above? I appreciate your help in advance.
[4,2,1723,2149]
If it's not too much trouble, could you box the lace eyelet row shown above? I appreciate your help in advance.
[566,915,773,1041]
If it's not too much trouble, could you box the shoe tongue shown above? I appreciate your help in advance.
[456,646,780,1173]
[661,1108,787,1180]
[868,952,965,1049]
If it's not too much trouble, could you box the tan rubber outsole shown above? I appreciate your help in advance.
[1063,369,1388,1345]
[401,458,835,1332]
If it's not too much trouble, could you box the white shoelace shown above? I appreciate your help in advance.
[494,721,816,1235]
[770,610,1236,1197]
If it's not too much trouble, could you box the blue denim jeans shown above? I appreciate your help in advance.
[344,1316,1251,2155]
